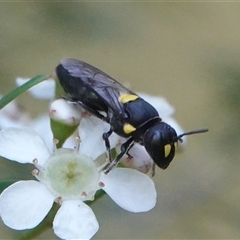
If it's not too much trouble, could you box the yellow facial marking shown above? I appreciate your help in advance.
[119,94,139,104]
[164,144,172,158]
[123,123,136,134]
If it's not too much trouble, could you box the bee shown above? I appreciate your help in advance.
[55,58,208,174]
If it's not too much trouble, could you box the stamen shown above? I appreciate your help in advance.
[32,158,44,173]
[81,191,87,197]
[55,196,63,205]
[74,136,81,152]
[32,158,38,165]
[32,169,39,176]
[98,182,105,188]
[53,138,59,152]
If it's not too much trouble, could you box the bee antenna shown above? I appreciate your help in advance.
[176,128,209,143]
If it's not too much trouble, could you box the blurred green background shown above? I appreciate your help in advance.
[0,2,240,239]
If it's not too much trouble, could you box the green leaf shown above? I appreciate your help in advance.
[0,74,50,110]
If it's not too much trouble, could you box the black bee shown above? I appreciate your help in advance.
[55,58,208,174]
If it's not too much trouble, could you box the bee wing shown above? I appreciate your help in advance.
[60,58,136,116]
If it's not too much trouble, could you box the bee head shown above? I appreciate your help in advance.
[144,122,208,169]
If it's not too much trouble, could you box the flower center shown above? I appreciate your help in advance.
[37,148,100,201]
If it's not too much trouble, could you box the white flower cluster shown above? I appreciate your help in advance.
[0,128,156,239]
[0,78,185,239]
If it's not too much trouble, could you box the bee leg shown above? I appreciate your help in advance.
[126,143,134,159]
[102,129,113,162]
[151,163,156,177]
[104,137,134,174]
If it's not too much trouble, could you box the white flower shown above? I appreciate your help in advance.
[49,99,82,126]
[0,94,31,129]
[32,98,84,151]
[120,144,153,174]
[78,115,120,160]
[31,115,55,150]
[0,128,156,239]
[16,77,55,100]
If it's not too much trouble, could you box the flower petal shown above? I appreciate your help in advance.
[0,128,51,165]
[0,180,55,230]
[121,144,152,174]
[16,77,55,100]
[32,115,54,150]
[100,168,157,212]
[49,99,82,125]
[79,116,120,160]
[53,200,99,240]
[0,95,31,129]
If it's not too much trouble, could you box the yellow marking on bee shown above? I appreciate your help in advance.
[123,123,136,134]
[164,144,172,158]
[119,94,139,104]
